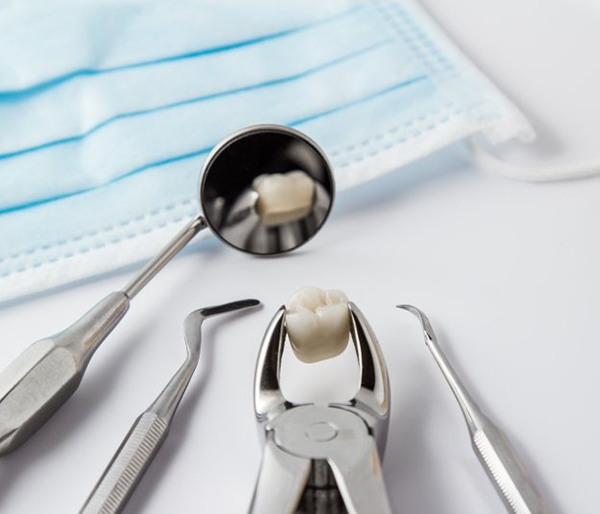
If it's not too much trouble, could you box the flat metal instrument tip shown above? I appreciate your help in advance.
[184,299,261,348]
[191,298,261,320]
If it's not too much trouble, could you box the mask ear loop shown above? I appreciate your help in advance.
[466,137,600,182]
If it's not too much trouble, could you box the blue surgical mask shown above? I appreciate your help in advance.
[0,0,533,302]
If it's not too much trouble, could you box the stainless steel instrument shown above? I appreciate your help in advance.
[80,299,259,514]
[0,125,334,455]
[250,302,392,514]
[398,305,549,514]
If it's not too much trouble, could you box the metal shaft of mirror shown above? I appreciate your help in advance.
[0,124,335,456]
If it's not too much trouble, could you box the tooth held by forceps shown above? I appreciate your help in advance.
[253,170,315,227]
[285,287,350,363]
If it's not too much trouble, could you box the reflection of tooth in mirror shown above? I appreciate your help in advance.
[218,181,331,255]
[253,170,315,227]
[285,287,350,363]
[200,125,335,255]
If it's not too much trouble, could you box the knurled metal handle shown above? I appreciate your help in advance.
[80,412,169,514]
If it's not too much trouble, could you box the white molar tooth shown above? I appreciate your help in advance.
[285,287,350,363]
[253,170,315,227]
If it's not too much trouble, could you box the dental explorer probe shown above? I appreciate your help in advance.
[80,299,259,514]
[0,125,335,455]
[398,305,549,514]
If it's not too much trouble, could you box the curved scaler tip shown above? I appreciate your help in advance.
[184,299,261,351]
[396,304,437,344]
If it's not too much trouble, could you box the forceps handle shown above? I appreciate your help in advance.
[80,412,169,514]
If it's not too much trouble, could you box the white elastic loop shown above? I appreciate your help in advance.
[467,138,600,182]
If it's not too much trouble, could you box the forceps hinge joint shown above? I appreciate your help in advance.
[250,302,393,514]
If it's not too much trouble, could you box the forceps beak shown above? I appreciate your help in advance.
[348,303,390,418]
[254,306,289,425]
[253,303,391,448]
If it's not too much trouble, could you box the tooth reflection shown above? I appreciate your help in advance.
[253,170,315,227]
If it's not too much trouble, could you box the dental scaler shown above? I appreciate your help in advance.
[399,305,549,514]
[81,299,259,514]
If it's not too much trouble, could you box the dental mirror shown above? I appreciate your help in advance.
[123,124,334,297]
[0,125,334,455]
[201,125,334,255]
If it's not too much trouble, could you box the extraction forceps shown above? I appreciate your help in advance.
[399,305,549,514]
[250,302,392,514]
[80,299,259,514]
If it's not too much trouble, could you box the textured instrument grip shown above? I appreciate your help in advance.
[473,424,548,514]
[81,412,169,514]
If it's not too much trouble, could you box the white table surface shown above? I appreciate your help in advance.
[1,1,599,512]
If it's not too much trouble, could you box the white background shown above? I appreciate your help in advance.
[1,0,599,512]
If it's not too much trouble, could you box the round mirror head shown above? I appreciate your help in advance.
[200,125,335,255]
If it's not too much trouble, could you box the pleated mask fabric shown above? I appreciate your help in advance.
[0,0,533,302]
